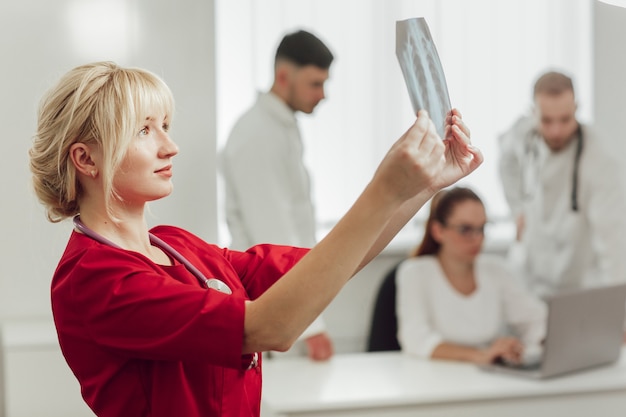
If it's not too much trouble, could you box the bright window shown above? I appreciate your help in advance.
[215,0,592,245]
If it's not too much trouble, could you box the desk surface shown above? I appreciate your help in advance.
[261,348,626,416]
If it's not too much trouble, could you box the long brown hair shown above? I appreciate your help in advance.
[411,187,483,257]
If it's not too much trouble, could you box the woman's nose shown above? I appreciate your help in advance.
[159,132,179,158]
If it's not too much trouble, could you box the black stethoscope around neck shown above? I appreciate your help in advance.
[72,215,232,295]
[525,124,583,212]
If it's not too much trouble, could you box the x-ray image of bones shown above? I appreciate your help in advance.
[396,18,451,139]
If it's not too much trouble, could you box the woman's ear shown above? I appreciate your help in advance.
[69,143,98,178]
[431,221,444,242]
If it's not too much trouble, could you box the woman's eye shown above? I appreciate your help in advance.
[162,123,170,132]
[139,127,149,136]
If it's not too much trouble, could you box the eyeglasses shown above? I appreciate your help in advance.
[443,223,486,238]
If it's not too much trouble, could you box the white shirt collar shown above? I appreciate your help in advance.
[257,91,298,127]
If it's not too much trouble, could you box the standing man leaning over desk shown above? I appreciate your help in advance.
[497,71,626,332]
[221,30,334,360]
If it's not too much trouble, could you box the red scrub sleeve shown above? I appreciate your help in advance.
[223,244,310,300]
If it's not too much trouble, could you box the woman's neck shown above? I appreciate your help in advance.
[436,252,476,295]
[76,206,152,255]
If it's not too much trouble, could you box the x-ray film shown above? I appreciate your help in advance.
[396,18,451,138]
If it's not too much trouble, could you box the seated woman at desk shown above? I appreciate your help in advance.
[396,187,546,365]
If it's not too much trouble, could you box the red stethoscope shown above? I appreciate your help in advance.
[72,215,232,295]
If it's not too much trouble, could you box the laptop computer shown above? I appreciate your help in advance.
[480,283,626,379]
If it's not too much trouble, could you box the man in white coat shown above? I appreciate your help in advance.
[498,71,626,307]
[221,30,334,360]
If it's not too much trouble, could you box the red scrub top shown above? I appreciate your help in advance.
[51,225,308,417]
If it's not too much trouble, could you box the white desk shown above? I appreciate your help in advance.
[261,349,626,417]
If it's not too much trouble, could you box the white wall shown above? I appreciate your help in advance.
[1,2,216,415]
[0,0,217,321]
[593,0,626,165]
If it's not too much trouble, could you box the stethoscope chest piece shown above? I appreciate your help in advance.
[205,278,233,295]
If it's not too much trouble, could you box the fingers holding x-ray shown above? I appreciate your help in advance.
[447,109,470,140]
[396,17,451,139]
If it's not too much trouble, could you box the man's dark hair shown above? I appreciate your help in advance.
[275,30,334,69]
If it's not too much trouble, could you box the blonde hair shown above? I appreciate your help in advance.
[29,61,174,222]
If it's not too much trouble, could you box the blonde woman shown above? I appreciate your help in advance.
[29,61,482,417]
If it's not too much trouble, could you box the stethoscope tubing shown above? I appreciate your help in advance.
[72,216,232,294]
[523,125,583,212]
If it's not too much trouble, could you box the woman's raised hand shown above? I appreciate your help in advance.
[372,109,483,204]
[436,108,483,190]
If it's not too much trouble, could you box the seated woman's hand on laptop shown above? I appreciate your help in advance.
[480,337,524,365]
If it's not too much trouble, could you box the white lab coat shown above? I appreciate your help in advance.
[498,116,626,297]
[221,92,317,250]
[220,91,325,341]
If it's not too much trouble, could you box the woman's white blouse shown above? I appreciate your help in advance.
[396,254,547,358]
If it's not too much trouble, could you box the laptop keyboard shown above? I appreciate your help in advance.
[494,357,542,371]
